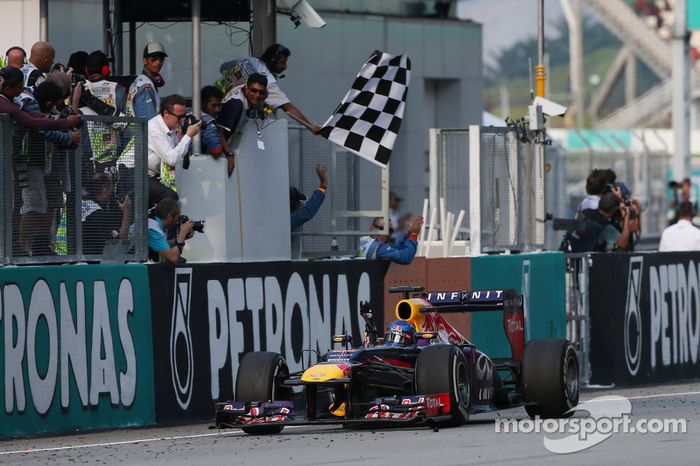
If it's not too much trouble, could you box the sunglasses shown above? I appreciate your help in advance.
[147,56,165,63]
[166,109,186,120]
[247,87,267,96]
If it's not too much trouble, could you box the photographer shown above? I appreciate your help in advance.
[564,192,633,252]
[606,181,641,251]
[148,198,194,265]
[147,94,202,206]
[82,172,131,255]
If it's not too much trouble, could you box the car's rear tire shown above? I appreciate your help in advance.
[235,351,290,434]
[415,345,470,426]
[521,339,579,419]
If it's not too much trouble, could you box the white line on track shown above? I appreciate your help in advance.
[0,426,307,456]
[3,390,700,456]
[582,390,700,402]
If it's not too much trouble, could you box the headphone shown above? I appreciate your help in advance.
[260,43,290,76]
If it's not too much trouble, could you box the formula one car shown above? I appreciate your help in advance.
[215,286,579,434]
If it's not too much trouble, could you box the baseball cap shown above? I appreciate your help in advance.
[289,186,307,203]
[143,41,168,58]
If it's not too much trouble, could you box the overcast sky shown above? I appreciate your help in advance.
[457,0,565,66]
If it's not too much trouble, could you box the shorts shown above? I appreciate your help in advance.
[20,168,47,215]
[44,175,65,210]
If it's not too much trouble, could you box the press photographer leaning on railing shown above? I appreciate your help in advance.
[0,66,81,131]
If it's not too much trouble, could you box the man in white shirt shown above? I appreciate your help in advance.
[147,94,201,206]
[659,201,700,252]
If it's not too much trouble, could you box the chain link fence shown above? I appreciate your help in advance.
[430,126,546,253]
[564,152,669,236]
[288,125,387,258]
[1,114,148,264]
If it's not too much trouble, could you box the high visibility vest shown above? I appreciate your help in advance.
[82,80,122,164]
[126,73,159,117]
[20,63,43,89]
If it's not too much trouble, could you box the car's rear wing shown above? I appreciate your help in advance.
[422,289,520,313]
[422,288,525,361]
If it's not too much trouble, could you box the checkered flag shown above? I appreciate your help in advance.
[319,51,411,166]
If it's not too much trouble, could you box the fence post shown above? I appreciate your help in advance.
[469,125,481,256]
[429,128,439,217]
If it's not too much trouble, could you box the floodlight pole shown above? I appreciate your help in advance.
[672,0,691,181]
[252,0,276,57]
[39,0,48,41]
[535,0,546,97]
[192,0,201,154]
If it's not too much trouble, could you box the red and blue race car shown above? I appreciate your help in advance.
[215,286,579,434]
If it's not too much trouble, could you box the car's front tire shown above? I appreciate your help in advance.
[236,351,290,434]
[415,345,470,426]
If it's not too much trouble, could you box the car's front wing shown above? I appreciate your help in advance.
[214,394,452,429]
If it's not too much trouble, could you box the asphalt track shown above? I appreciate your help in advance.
[1,381,699,466]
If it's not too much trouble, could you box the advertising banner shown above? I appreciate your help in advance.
[148,260,387,422]
[470,252,567,358]
[589,253,700,385]
[0,265,155,437]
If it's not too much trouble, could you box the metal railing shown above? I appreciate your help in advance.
[565,253,591,386]
[430,125,546,254]
[1,114,148,264]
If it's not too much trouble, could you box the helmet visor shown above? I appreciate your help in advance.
[385,328,406,345]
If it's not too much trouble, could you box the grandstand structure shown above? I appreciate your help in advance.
[587,0,700,128]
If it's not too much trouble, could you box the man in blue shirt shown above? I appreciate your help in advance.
[148,198,194,264]
[358,215,423,264]
[127,42,167,120]
[290,165,328,230]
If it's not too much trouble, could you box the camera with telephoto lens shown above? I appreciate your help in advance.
[179,215,205,233]
[180,114,200,133]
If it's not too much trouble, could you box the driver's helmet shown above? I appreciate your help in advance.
[384,321,416,347]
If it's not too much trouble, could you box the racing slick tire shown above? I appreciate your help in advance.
[415,345,470,426]
[236,352,291,435]
[521,339,579,419]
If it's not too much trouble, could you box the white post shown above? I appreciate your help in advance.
[449,209,465,254]
[439,197,447,242]
[672,0,691,180]
[443,212,453,257]
[191,0,201,154]
[469,125,481,256]
[429,129,439,219]
[417,198,429,256]
[425,207,438,258]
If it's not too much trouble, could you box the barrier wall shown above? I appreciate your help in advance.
[1,254,570,436]
[0,265,155,437]
[147,261,388,422]
[589,253,700,386]
[470,252,567,358]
